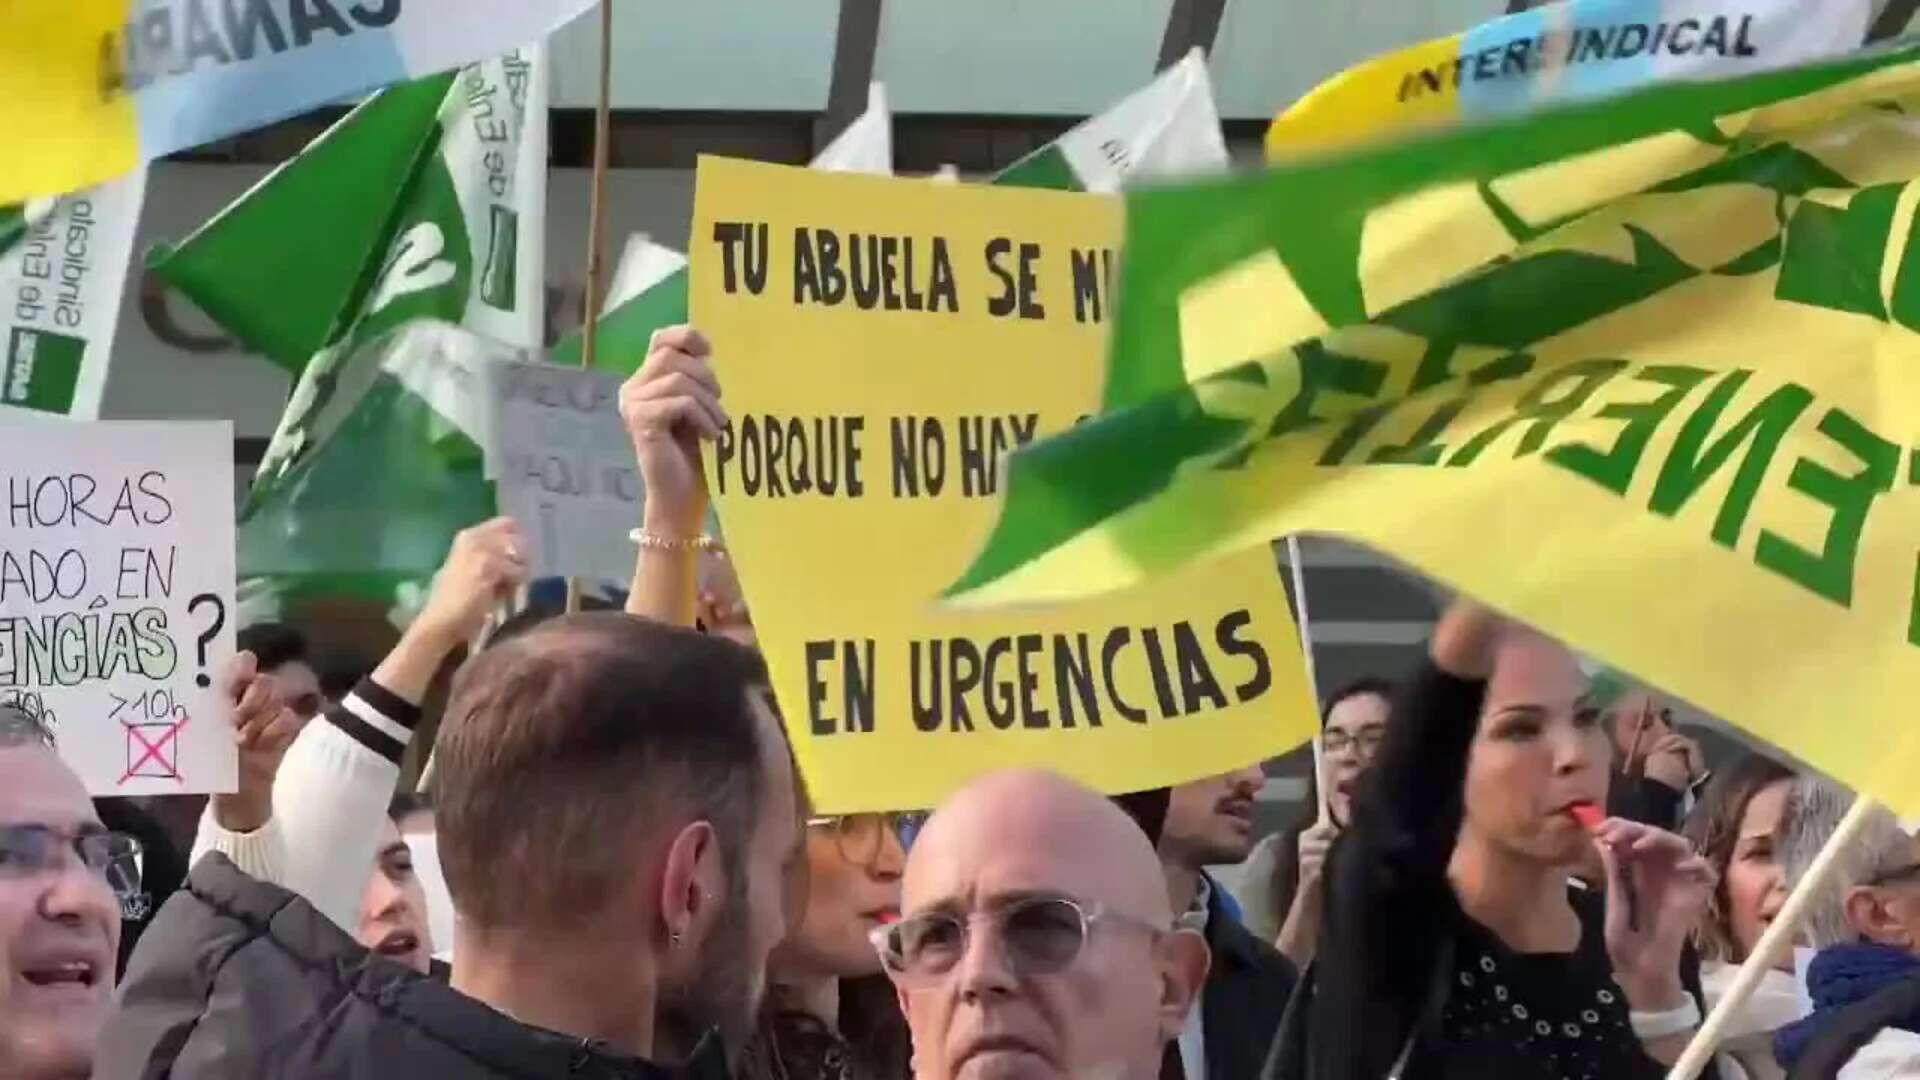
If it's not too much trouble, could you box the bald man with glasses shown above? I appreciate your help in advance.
[873,768,1211,1080]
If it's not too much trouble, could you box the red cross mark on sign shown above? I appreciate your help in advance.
[121,715,188,784]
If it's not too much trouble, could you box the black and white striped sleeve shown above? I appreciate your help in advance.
[269,676,422,932]
[327,679,421,767]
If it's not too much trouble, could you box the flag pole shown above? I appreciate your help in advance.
[1286,535,1330,825]
[567,0,616,615]
[1667,792,1884,1079]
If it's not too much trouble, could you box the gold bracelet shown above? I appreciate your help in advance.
[629,529,721,553]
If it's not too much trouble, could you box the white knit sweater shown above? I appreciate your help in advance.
[190,678,420,933]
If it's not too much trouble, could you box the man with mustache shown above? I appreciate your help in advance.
[1160,765,1300,1079]
[0,703,130,1080]
[878,769,1212,1080]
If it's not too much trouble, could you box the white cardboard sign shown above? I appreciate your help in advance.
[487,360,641,585]
[0,421,237,794]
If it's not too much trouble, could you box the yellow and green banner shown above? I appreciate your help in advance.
[957,45,1920,818]
[1268,0,1871,157]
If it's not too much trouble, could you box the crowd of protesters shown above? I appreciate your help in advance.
[2,326,1917,1080]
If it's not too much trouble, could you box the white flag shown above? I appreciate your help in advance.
[997,50,1227,192]
[1,170,148,420]
[593,82,893,321]
[812,83,895,175]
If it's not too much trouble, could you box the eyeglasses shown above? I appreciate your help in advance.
[0,825,144,901]
[870,894,1170,986]
[1323,727,1386,757]
[806,812,927,865]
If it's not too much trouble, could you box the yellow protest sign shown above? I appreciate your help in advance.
[689,157,1315,814]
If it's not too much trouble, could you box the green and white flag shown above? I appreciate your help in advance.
[996,49,1227,192]
[155,48,547,378]
[558,58,1224,380]
[154,47,548,596]
[553,82,894,375]
[809,82,895,176]
[560,233,690,374]
[258,316,514,590]
[1,170,147,420]
[604,234,689,313]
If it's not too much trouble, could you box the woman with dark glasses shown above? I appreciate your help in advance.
[737,812,921,1080]
[1240,676,1395,963]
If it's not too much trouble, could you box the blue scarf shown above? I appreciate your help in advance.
[1774,943,1920,1069]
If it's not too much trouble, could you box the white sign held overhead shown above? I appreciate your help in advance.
[488,360,640,585]
[0,421,237,794]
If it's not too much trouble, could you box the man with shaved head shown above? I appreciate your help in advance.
[874,768,1211,1080]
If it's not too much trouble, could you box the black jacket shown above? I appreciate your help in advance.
[96,854,726,1080]
[1200,879,1299,1079]
[1608,770,1685,832]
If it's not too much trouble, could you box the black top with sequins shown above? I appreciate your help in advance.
[1307,661,1711,1080]
[1441,886,1663,1080]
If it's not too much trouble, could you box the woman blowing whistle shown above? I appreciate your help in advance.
[1299,601,1717,1080]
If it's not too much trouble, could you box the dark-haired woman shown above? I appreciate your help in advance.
[736,814,913,1080]
[1242,677,1395,965]
[1303,603,1718,1080]
[1682,755,1800,1080]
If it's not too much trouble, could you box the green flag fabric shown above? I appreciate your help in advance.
[170,47,549,599]
[547,250,689,374]
[955,44,1920,818]
[150,76,456,379]
[241,321,507,595]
